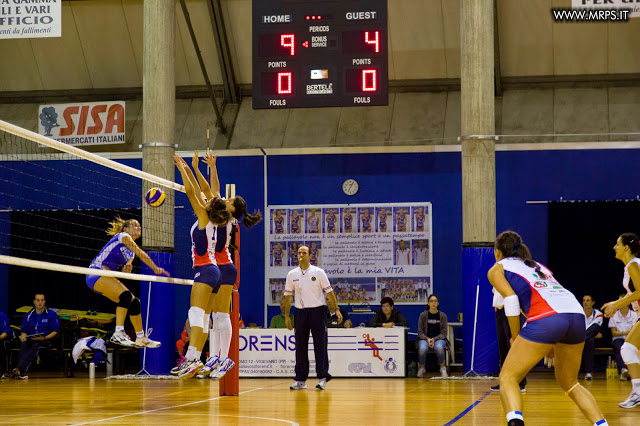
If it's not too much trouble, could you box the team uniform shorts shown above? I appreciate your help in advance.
[519,312,586,345]
[212,263,238,293]
[85,267,105,294]
[193,265,221,288]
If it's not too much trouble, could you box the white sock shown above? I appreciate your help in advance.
[216,312,232,360]
[210,314,220,359]
[195,350,202,360]
[186,345,197,361]
[115,326,124,333]
[632,378,640,391]
[506,411,523,422]
[594,420,608,426]
[136,331,144,339]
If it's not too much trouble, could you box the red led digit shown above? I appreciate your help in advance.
[280,34,295,56]
[277,72,292,94]
[362,69,377,92]
[365,31,380,53]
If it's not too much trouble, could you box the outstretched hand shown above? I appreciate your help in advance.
[192,150,200,169]
[154,266,170,277]
[173,154,187,169]
[203,151,217,167]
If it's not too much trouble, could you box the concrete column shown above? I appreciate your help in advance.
[141,0,176,375]
[460,0,498,375]
[143,0,175,247]
[460,0,495,243]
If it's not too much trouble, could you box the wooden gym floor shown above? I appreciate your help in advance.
[0,371,637,425]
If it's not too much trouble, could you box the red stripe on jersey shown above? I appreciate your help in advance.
[215,249,232,265]
[527,287,558,322]
[193,247,216,267]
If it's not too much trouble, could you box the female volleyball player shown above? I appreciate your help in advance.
[86,217,169,348]
[487,231,608,426]
[193,151,262,379]
[172,154,232,378]
[601,233,640,409]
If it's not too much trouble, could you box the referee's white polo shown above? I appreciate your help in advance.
[284,265,333,309]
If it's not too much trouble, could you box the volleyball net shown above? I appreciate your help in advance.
[0,118,196,286]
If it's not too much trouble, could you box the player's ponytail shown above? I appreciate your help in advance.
[232,196,263,229]
[106,216,135,236]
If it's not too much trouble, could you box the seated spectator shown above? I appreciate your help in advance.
[0,310,14,379]
[581,294,603,380]
[609,293,638,381]
[416,294,449,378]
[368,297,409,328]
[12,293,59,380]
[328,307,353,328]
[269,299,295,329]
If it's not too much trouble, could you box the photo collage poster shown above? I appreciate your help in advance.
[266,202,432,306]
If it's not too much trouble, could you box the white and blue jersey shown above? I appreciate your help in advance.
[90,232,134,271]
[498,258,583,322]
[20,307,59,336]
[191,221,217,267]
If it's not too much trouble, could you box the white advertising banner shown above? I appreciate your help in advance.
[0,1,62,39]
[267,202,433,306]
[571,0,640,18]
[38,101,126,146]
[239,328,405,377]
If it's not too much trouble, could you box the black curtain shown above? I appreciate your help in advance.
[548,201,640,345]
[8,208,141,315]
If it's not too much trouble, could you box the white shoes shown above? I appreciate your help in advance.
[171,358,188,375]
[416,366,425,378]
[316,378,326,390]
[440,367,449,378]
[619,390,640,409]
[110,331,136,347]
[177,359,204,379]
[196,356,220,379]
[290,381,307,390]
[210,357,235,380]
[135,335,161,348]
[584,373,593,380]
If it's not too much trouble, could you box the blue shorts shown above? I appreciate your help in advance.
[85,267,104,295]
[519,312,586,345]
[212,263,238,293]
[193,265,221,288]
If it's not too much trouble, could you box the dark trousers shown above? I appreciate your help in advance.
[0,339,9,374]
[294,305,330,382]
[612,338,627,373]
[581,336,596,374]
[17,339,52,372]
[495,308,527,387]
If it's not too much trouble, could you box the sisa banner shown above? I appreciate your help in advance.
[38,101,126,146]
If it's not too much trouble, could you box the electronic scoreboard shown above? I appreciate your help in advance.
[252,0,388,109]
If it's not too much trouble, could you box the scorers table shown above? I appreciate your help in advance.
[252,0,388,109]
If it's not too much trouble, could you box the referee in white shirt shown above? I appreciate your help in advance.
[284,245,342,390]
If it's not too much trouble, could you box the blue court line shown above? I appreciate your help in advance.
[442,391,491,426]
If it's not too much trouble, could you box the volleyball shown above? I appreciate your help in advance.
[145,188,166,207]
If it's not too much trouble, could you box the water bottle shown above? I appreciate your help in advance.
[607,356,612,369]
[106,352,113,377]
[89,362,96,379]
